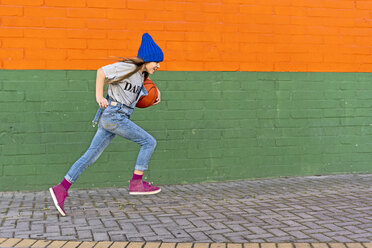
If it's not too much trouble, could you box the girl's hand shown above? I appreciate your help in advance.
[96,96,108,109]
[96,69,108,109]
[152,88,161,106]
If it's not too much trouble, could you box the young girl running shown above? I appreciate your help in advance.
[49,33,163,216]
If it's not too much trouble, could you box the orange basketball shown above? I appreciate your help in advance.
[136,78,158,108]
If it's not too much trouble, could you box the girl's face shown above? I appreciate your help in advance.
[145,62,160,74]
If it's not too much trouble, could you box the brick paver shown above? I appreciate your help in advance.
[311,243,328,248]
[109,242,129,248]
[61,241,81,248]
[44,240,67,248]
[31,240,52,248]
[211,243,226,248]
[277,244,293,248]
[0,238,22,247]
[75,242,97,248]
[14,239,37,247]
[143,242,161,248]
[363,243,372,248]
[160,243,177,248]
[0,174,371,243]
[243,244,259,248]
[0,240,371,248]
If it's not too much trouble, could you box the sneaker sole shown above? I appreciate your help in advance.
[49,187,66,216]
[129,188,161,195]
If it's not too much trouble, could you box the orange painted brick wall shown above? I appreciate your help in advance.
[0,0,371,72]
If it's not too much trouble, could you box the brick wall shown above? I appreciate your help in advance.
[1,1,372,191]
[0,0,371,72]
[1,70,372,191]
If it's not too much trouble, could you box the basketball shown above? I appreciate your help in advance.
[136,78,158,108]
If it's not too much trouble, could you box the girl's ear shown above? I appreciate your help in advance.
[142,63,148,73]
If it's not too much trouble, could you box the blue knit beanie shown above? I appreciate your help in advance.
[137,33,164,62]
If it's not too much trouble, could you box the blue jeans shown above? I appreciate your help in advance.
[65,103,157,183]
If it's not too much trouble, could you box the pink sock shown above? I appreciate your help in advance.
[132,173,143,181]
[60,178,72,191]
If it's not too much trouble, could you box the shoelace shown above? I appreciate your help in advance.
[127,180,153,186]
[143,181,153,187]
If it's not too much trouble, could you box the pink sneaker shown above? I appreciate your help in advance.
[129,179,161,195]
[49,184,68,216]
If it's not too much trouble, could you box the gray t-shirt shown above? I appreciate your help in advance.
[101,62,145,108]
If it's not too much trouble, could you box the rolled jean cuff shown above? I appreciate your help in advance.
[135,164,148,171]
[64,175,75,184]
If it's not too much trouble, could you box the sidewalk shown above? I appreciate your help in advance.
[0,239,371,248]
[0,174,371,244]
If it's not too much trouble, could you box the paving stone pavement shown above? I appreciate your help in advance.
[0,239,371,248]
[0,174,371,243]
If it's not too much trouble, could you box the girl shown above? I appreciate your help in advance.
[49,33,163,216]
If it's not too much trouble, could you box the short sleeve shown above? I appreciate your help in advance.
[101,62,136,81]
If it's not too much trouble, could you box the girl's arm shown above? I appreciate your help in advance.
[152,88,161,106]
[96,68,108,108]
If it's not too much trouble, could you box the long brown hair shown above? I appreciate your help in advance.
[106,57,149,84]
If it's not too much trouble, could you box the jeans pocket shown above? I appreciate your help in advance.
[100,107,120,131]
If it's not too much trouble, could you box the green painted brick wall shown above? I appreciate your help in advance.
[1,70,372,191]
